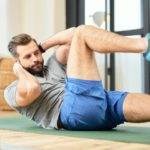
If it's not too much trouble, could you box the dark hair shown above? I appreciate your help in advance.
[8,33,38,57]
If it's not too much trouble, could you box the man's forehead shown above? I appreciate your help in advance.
[17,41,38,56]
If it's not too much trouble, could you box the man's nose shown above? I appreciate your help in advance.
[32,54,38,62]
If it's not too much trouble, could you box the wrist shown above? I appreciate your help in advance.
[13,62,22,76]
[38,44,45,53]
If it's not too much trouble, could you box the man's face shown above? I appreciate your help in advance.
[16,40,44,75]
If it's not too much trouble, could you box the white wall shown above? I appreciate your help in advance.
[0,0,66,59]
[0,0,12,56]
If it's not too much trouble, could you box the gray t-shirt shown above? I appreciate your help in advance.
[4,53,66,129]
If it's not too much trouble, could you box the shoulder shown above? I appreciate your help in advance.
[4,80,18,108]
[4,80,18,96]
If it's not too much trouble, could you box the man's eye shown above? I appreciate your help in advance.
[25,55,31,59]
[34,50,40,55]
[35,51,39,55]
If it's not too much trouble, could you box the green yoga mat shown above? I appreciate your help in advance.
[0,116,150,144]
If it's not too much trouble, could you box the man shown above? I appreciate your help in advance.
[4,25,150,130]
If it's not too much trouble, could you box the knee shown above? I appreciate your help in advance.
[75,25,87,32]
[73,25,97,40]
[73,25,87,40]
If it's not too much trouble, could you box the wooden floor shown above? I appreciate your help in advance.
[0,111,150,150]
[1,130,150,150]
[0,111,17,117]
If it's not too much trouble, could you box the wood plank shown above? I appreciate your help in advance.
[0,111,16,117]
[0,57,14,72]
[0,72,16,89]
[0,112,150,149]
[0,130,150,150]
[0,90,13,110]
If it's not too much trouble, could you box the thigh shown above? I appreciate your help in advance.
[66,32,101,80]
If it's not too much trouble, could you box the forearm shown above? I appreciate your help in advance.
[41,27,75,51]
[16,66,39,85]
[14,63,41,106]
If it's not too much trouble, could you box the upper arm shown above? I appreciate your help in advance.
[55,44,70,65]
[15,81,41,107]
[4,81,41,108]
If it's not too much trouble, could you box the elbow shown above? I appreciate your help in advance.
[31,83,41,96]
[16,90,28,107]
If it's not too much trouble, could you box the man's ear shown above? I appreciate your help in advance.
[12,57,18,63]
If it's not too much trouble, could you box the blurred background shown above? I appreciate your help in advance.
[0,0,150,94]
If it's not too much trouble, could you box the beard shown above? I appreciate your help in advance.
[24,61,45,77]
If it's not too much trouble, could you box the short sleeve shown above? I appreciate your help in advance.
[46,52,66,72]
[4,81,18,108]
[45,53,66,80]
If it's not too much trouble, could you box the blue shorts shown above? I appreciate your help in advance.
[60,78,128,130]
